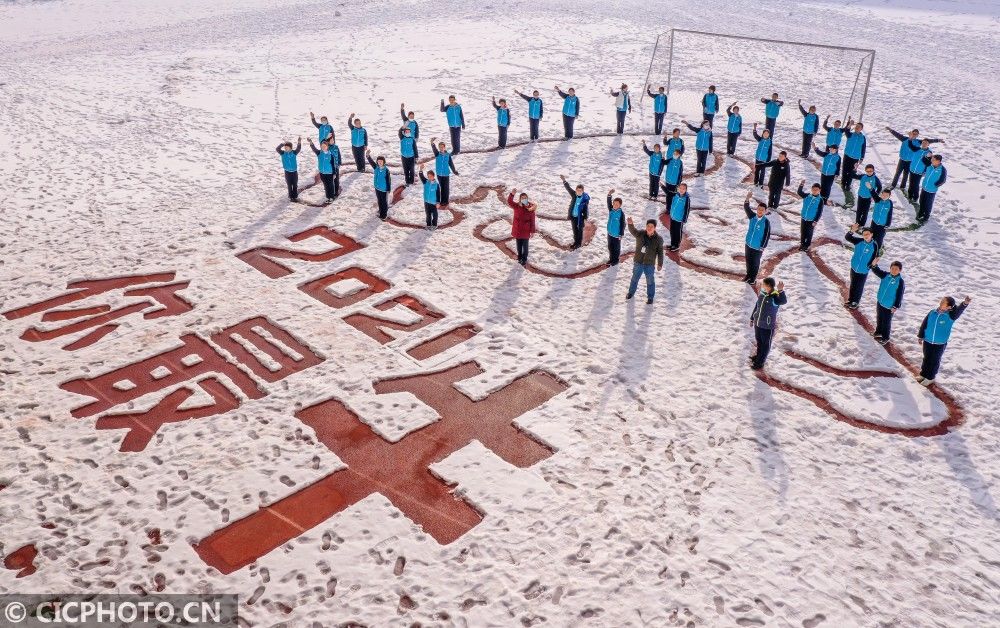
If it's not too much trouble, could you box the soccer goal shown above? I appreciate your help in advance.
[641,29,875,126]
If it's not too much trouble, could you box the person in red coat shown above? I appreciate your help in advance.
[508,188,537,266]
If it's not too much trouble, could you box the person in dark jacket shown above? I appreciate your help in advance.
[275,137,302,201]
[515,88,544,141]
[347,114,368,171]
[749,277,787,370]
[492,97,511,148]
[555,85,580,138]
[868,189,893,249]
[560,175,590,249]
[702,85,719,126]
[440,95,466,154]
[812,143,841,201]
[842,163,882,226]
[725,102,743,155]
[796,180,827,251]
[507,187,537,265]
[647,84,668,134]
[761,151,791,209]
[642,140,666,199]
[684,119,714,174]
[752,124,773,187]
[886,126,942,189]
[916,295,971,385]
[610,84,632,134]
[400,103,420,158]
[430,138,459,205]
[365,149,392,220]
[666,182,691,251]
[916,154,947,223]
[742,191,771,284]
[843,225,880,309]
[418,164,442,230]
[308,137,337,202]
[625,217,664,303]
[870,260,904,344]
[798,100,820,158]
[398,126,417,185]
[606,189,626,265]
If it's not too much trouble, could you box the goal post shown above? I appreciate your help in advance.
[641,29,875,126]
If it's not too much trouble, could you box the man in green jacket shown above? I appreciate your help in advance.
[625,217,665,304]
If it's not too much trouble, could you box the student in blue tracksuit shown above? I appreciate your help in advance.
[515,89,544,141]
[365,150,392,220]
[870,260,904,344]
[430,139,459,205]
[647,84,668,134]
[440,95,466,154]
[308,137,337,203]
[610,84,632,134]
[417,163,442,229]
[886,127,943,190]
[752,124,773,187]
[843,163,882,226]
[812,143,841,201]
[684,120,714,174]
[798,100,820,158]
[400,104,420,158]
[725,102,742,155]
[702,85,719,126]
[916,295,972,385]
[843,225,880,309]
[560,174,590,249]
[841,122,867,190]
[823,116,846,148]
[275,137,302,201]
[659,149,684,208]
[641,140,666,199]
[310,112,333,143]
[760,93,784,137]
[606,189,626,265]
[666,182,690,251]
[868,189,893,249]
[917,155,947,223]
[664,128,685,159]
[555,85,580,139]
[742,191,772,284]
[398,126,417,185]
[749,277,787,370]
[492,97,511,148]
[796,180,826,251]
[761,151,791,209]
[906,140,934,203]
[347,113,368,172]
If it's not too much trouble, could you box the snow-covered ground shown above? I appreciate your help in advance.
[1,0,999,626]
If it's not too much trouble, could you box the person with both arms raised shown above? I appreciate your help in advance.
[760,92,784,137]
[307,137,338,203]
[275,137,302,202]
[841,122,867,192]
[492,97,511,148]
[666,182,691,252]
[843,163,882,226]
[641,140,666,199]
[761,151,791,209]
[798,100,820,158]
[843,223,880,310]
[515,88,544,142]
[749,277,787,371]
[796,180,827,251]
[310,112,333,143]
[870,260,904,345]
[398,125,417,185]
[440,95,466,154]
[751,123,773,188]
[365,149,391,220]
[647,84,667,135]
[886,126,943,190]
[555,85,580,139]
[418,163,442,230]
[347,113,368,172]
[812,142,841,202]
[624,216,664,304]
[684,119,713,174]
[724,102,742,155]
[606,189,626,266]
[430,138,459,205]
[742,191,771,284]
[400,104,420,158]
[610,83,632,134]
[659,148,684,209]
[560,174,590,250]
[506,187,537,265]
[917,154,947,223]
[868,189,893,249]
[916,295,972,386]
[702,85,719,126]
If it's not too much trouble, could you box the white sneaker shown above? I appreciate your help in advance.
[915,375,925,383]
[920,378,934,387]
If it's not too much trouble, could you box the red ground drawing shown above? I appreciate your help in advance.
[343,294,444,345]
[297,266,391,310]
[237,226,365,279]
[3,544,38,578]
[406,324,480,361]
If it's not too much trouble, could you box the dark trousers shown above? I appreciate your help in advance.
[841,156,859,188]
[608,235,622,264]
[765,116,776,136]
[907,173,923,202]
[801,132,814,157]
[703,112,716,126]
[654,112,665,135]
[283,170,298,200]
[352,145,366,171]
[855,196,873,226]
[669,219,684,249]
[920,341,947,380]
[563,114,575,138]
[498,125,508,148]
[319,172,335,199]
[752,326,774,368]
[424,202,438,227]
[376,189,389,219]
[571,217,584,248]
[616,109,626,134]
[449,126,462,154]
[917,191,937,222]
[662,183,677,209]
[695,149,708,174]
[332,170,341,197]
[848,270,868,304]
[800,219,816,250]
[745,245,763,281]
[767,181,783,208]
[515,238,529,264]
[401,156,415,185]
[820,174,836,201]
[874,304,895,339]
[892,158,911,189]
[726,132,739,155]
[753,161,767,186]
[439,175,450,205]
[648,174,661,198]
[529,117,540,140]
[870,224,886,249]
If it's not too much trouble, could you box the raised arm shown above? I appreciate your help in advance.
[431,141,439,156]
[870,264,888,279]
[814,144,829,157]
[400,105,408,123]
[642,143,653,156]
[517,90,532,102]
[347,113,355,127]
[684,121,700,134]
[419,170,427,184]
[440,99,447,112]
[557,88,569,98]
[311,112,321,129]
[752,128,763,141]
[274,143,284,155]
[366,154,377,169]
[308,139,320,155]
[798,102,808,116]
[822,116,832,132]
[886,127,907,142]
[294,138,301,154]
[491,96,500,111]
[797,183,807,198]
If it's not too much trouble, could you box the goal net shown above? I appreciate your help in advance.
[641,29,875,130]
